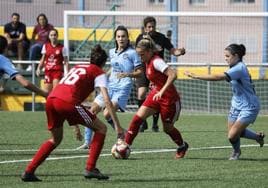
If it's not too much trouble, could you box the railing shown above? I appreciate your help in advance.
[5,61,268,114]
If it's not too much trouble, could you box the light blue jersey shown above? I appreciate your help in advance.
[95,46,141,110]
[108,46,141,91]
[0,54,18,79]
[225,61,260,111]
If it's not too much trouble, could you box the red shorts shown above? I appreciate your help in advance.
[46,97,96,130]
[142,90,181,124]
[44,70,63,84]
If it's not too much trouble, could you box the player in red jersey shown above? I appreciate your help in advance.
[36,28,69,92]
[124,35,188,159]
[22,45,121,182]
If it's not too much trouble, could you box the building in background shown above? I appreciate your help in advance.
[0,0,265,65]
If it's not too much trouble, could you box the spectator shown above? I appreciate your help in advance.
[4,13,30,69]
[26,13,54,71]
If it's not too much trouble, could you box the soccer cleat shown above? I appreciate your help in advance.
[84,168,109,180]
[21,172,42,182]
[229,149,241,160]
[175,142,189,159]
[76,143,90,150]
[256,132,265,147]
[152,125,159,132]
[26,65,32,72]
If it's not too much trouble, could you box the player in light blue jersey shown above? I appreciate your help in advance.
[0,35,47,97]
[185,43,264,160]
[76,26,143,149]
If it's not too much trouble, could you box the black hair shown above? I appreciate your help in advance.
[90,45,108,67]
[11,12,20,18]
[36,13,48,25]
[114,25,130,50]
[0,35,8,54]
[143,16,156,27]
[225,44,246,60]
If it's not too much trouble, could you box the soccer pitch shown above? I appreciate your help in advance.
[0,112,267,188]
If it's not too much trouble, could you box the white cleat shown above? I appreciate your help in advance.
[229,149,241,160]
[76,143,90,150]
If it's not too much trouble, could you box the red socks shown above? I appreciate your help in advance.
[86,132,105,171]
[166,127,183,146]
[125,115,144,145]
[25,140,56,173]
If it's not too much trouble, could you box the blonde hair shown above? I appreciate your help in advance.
[136,34,162,53]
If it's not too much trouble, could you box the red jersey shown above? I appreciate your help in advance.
[146,55,180,103]
[49,64,105,105]
[42,42,66,71]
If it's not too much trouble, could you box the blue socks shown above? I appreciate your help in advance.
[240,128,258,140]
[229,138,240,152]
[107,118,115,129]
[85,127,93,145]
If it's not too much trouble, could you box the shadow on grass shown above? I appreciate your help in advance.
[0,143,33,146]
[0,173,82,178]
[182,130,226,133]
[186,157,268,161]
[112,177,222,183]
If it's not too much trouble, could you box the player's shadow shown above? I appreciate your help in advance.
[0,143,32,146]
[113,177,222,183]
[186,157,268,161]
[5,173,85,183]
[182,130,226,133]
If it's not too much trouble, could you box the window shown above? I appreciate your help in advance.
[56,0,71,4]
[189,0,205,4]
[230,0,255,3]
[149,0,165,4]
[16,0,32,2]
[106,0,123,5]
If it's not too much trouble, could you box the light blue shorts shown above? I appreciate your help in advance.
[228,107,259,125]
[94,88,130,111]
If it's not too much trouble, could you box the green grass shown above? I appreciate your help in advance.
[0,112,268,188]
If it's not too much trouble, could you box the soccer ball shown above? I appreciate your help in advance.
[111,139,131,159]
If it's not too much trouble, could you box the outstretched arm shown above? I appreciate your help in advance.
[15,74,48,97]
[184,71,227,81]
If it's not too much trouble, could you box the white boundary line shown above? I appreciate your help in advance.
[0,144,266,164]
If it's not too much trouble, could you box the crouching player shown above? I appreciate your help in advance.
[21,45,123,181]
